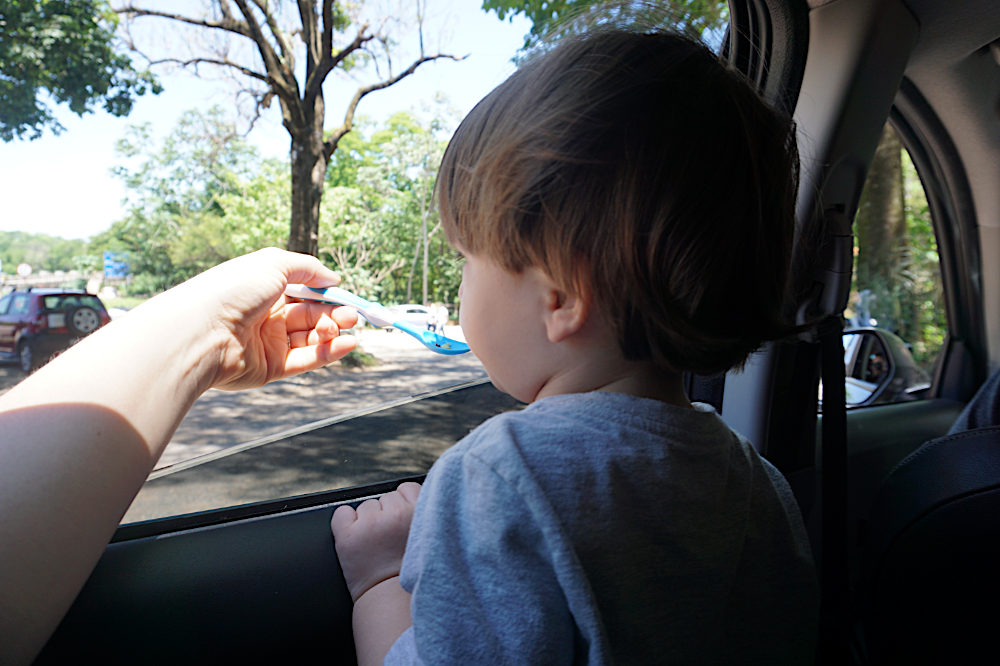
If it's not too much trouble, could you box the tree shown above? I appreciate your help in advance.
[849,122,947,374]
[482,0,728,51]
[0,0,159,141]
[0,230,86,272]
[319,110,458,304]
[90,107,259,292]
[855,123,907,333]
[116,0,462,256]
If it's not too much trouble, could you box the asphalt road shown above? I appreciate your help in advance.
[124,379,521,524]
[158,325,488,469]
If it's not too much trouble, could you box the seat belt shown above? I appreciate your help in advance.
[797,208,853,664]
[818,315,849,664]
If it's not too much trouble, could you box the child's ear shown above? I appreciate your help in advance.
[543,281,591,344]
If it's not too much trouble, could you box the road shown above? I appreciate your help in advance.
[159,325,488,469]
[1,326,487,468]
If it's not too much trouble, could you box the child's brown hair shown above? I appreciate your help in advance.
[437,30,800,374]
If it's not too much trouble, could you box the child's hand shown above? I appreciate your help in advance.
[331,482,422,603]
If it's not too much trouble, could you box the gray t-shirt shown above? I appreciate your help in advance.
[385,391,819,665]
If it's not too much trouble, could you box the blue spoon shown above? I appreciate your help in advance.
[284,284,470,356]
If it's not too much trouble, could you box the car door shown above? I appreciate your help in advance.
[0,293,13,354]
[32,0,999,663]
[29,2,804,660]
[0,292,30,355]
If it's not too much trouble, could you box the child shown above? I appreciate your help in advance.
[331,29,820,665]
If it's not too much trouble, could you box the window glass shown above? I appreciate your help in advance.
[42,295,104,311]
[0,1,730,525]
[117,3,731,525]
[845,120,947,406]
[125,380,521,523]
[0,294,11,315]
[10,295,31,315]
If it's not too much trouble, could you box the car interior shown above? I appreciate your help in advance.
[32,0,1000,663]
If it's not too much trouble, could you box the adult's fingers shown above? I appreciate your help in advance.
[255,247,342,289]
[288,320,338,349]
[283,335,357,376]
[284,301,357,334]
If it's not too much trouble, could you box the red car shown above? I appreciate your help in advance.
[0,288,111,373]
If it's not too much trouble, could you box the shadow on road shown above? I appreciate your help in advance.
[125,382,522,523]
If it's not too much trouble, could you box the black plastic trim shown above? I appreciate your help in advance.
[112,473,425,544]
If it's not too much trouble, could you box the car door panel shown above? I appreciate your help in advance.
[37,380,521,662]
[789,398,965,581]
[37,492,367,664]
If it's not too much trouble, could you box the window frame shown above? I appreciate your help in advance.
[891,79,988,402]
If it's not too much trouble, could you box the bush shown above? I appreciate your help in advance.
[340,346,380,369]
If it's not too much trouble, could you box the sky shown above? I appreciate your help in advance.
[0,1,532,240]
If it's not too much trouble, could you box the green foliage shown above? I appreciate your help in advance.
[848,145,946,374]
[0,0,160,141]
[89,106,464,307]
[482,0,729,50]
[896,149,946,371]
[102,295,146,309]
[0,230,86,272]
[89,107,259,293]
[318,109,463,307]
[340,347,380,368]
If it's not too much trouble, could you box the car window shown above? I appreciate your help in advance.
[9,295,31,315]
[844,120,946,406]
[0,3,728,527]
[0,294,10,315]
[42,295,104,312]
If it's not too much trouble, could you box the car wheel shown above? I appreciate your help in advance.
[67,306,101,336]
[19,342,37,374]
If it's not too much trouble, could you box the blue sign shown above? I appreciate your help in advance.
[103,251,130,278]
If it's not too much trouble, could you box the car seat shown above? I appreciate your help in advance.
[856,425,1000,663]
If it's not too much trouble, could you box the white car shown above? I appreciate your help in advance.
[386,304,432,329]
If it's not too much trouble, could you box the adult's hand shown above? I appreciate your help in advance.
[172,247,359,390]
[0,248,357,665]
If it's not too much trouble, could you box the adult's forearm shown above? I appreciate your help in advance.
[353,577,413,666]
[0,283,222,664]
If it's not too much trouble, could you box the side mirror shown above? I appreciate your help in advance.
[840,328,932,407]
[843,330,893,405]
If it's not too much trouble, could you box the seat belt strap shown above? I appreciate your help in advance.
[818,315,849,663]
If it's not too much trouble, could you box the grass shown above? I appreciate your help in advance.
[102,296,150,310]
[340,346,380,369]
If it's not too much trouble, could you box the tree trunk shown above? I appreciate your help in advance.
[286,87,328,256]
[406,238,420,303]
[855,122,906,330]
[422,205,429,305]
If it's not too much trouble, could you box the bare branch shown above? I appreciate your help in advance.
[305,24,373,106]
[373,258,406,285]
[325,53,468,157]
[232,0,300,110]
[115,4,251,38]
[297,0,320,65]
[147,57,269,82]
[251,0,296,69]
[321,0,334,65]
